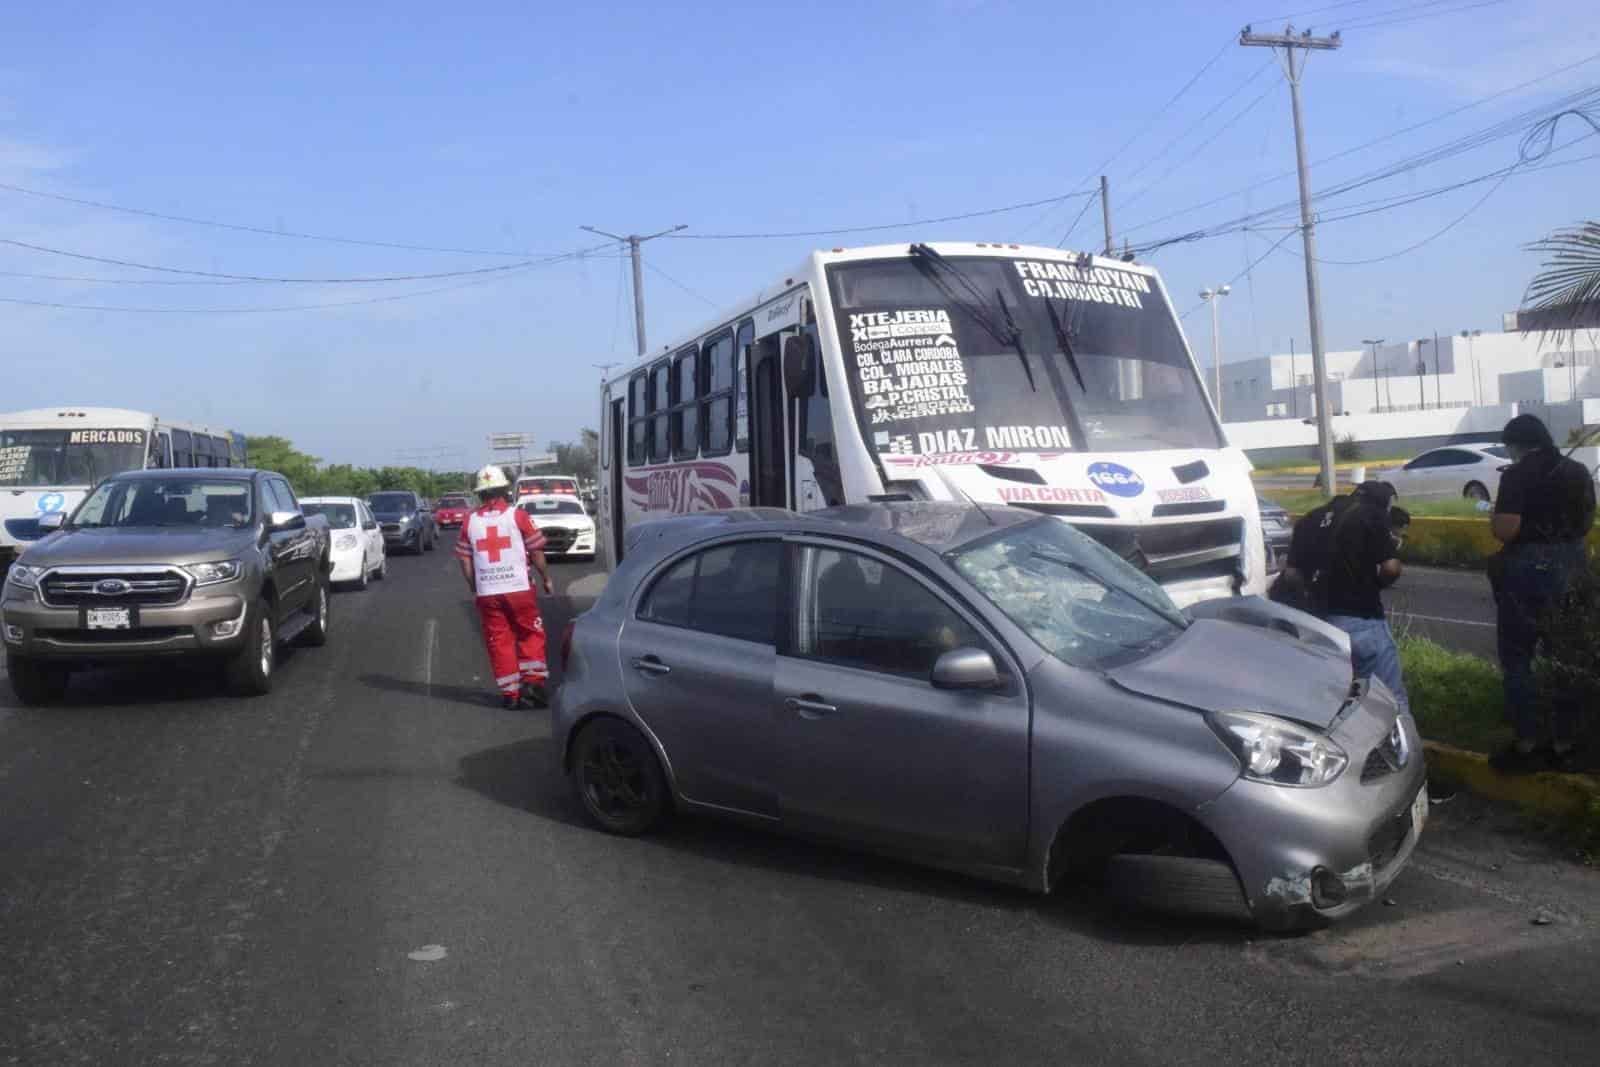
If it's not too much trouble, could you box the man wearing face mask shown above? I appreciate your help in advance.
[1487,414,1596,774]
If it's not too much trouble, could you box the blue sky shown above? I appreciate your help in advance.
[1,0,1595,467]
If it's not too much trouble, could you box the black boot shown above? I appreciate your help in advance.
[502,692,526,710]
[521,681,549,708]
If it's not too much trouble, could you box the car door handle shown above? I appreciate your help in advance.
[786,696,837,719]
[631,656,671,676]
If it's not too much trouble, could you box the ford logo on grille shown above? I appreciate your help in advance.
[95,579,132,596]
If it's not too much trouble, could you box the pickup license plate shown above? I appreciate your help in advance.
[1411,782,1429,836]
[86,607,132,630]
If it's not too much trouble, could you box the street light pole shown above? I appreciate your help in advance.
[1199,285,1231,419]
[1416,338,1429,409]
[1362,339,1384,412]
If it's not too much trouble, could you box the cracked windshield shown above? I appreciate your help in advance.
[2,2,1597,1065]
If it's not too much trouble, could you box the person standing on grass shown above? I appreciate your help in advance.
[1281,480,1411,715]
[1487,414,1596,775]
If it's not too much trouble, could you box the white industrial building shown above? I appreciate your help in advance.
[1213,320,1600,463]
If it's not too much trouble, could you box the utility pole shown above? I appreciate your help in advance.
[1433,330,1442,407]
[1200,286,1231,418]
[580,224,688,356]
[1290,338,1298,418]
[1416,338,1429,408]
[1242,23,1341,497]
[1362,339,1384,412]
[1100,175,1113,256]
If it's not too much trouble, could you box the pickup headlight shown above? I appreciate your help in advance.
[5,563,43,590]
[1207,710,1348,787]
[185,559,243,586]
[335,533,360,550]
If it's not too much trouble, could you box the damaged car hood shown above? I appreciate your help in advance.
[1106,617,1353,728]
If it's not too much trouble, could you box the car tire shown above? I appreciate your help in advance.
[300,579,330,647]
[6,654,70,706]
[423,529,436,552]
[570,717,670,836]
[224,599,275,697]
[355,560,370,591]
[1464,481,1490,503]
[376,556,387,581]
[1103,854,1251,922]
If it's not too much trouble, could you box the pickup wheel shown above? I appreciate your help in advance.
[299,578,330,647]
[224,599,275,697]
[6,654,70,706]
[423,530,436,552]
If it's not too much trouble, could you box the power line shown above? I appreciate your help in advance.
[0,236,608,284]
[645,260,719,309]
[0,269,253,286]
[1120,49,1600,237]
[1342,0,1508,31]
[1116,57,1278,194]
[1179,228,1301,320]
[667,189,1095,241]
[1057,192,1102,249]
[0,179,545,258]
[0,247,596,314]
[1121,75,1282,213]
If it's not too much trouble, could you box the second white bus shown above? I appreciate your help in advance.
[597,242,1267,606]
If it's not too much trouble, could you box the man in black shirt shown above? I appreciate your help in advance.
[1282,481,1410,713]
[1488,414,1597,774]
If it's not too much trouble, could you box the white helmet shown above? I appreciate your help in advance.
[474,464,511,494]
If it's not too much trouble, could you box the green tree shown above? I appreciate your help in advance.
[543,428,600,485]
[1521,221,1600,338]
[245,435,322,494]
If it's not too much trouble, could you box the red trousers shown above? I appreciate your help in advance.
[475,589,547,696]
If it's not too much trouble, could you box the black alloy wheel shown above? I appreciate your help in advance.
[571,718,669,836]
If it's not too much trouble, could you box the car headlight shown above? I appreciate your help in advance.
[1207,710,1348,787]
[185,559,243,586]
[5,563,43,590]
[335,533,360,550]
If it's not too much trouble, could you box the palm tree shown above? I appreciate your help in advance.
[1520,221,1600,337]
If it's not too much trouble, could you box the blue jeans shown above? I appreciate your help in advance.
[1494,542,1586,744]
[1326,615,1410,716]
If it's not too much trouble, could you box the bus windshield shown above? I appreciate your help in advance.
[0,428,150,488]
[826,254,1220,459]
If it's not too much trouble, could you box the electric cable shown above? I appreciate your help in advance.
[667,189,1095,241]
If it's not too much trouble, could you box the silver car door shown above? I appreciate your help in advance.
[615,538,782,817]
[773,541,1030,869]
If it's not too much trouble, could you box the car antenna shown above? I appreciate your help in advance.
[933,466,998,526]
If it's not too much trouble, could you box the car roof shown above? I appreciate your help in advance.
[299,495,361,504]
[111,467,258,481]
[627,501,1035,558]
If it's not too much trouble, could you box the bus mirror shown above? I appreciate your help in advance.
[783,335,817,397]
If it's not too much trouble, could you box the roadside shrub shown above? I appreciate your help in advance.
[1536,561,1600,757]
[1398,636,1509,753]
[1334,433,1364,462]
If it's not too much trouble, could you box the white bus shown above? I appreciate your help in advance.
[0,407,246,568]
[597,242,1267,606]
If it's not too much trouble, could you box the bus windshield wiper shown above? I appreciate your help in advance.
[908,243,1036,391]
[1044,298,1087,393]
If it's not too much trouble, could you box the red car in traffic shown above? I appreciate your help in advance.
[433,494,472,528]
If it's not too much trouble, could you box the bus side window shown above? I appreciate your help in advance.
[150,431,171,469]
[734,320,753,454]
[670,346,699,461]
[701,331,735,456]
[648,360,670,464]
[799,342,843,507]
[172,429,193,468]
[627,374,647,466]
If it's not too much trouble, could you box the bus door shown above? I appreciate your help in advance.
[606,392,625,564]
[750,330,792,508]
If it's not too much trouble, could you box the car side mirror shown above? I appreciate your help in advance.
[268,510,305,532]
[931,647,1001,690]
[783,334,817,398]
[36,512,66,532]
[364,520,378,530]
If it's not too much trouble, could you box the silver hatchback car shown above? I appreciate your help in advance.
[554,503,1426,930]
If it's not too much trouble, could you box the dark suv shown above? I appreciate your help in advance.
[367,491,437,555]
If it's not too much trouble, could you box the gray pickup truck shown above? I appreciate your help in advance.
[1,467,331,704]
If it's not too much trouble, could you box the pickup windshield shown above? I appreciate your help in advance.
[0,428,150,488]
[827,254,1219,459]
[951,516,1186,669]
[71,477,254,529]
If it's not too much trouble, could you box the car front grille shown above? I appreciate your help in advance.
[382,523,402,535]
[39,567,191,608]
[541,526,576,552]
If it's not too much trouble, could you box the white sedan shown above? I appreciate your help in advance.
[301,496,387,589]
[518,494,596,561]
[1371,444,1511,503]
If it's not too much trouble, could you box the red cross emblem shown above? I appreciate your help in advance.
[474,526,514,563]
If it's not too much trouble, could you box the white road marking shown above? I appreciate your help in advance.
[407,944,448,962]
[1393,611,1496,629]
[422,618,436,696]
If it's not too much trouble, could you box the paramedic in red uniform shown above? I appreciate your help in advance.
[456,465,555,708]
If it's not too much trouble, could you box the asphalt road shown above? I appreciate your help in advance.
[1385,564,1499,659]
[3,547,1598,1065]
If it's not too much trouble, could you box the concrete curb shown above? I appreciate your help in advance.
[1425,740,1600,818]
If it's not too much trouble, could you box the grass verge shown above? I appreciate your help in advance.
[1398,635,1510,754]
